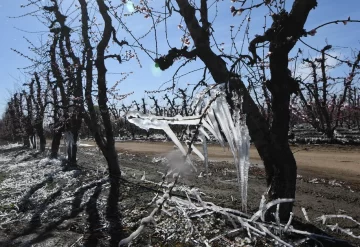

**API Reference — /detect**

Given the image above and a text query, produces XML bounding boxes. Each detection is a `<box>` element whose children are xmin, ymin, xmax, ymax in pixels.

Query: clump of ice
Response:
<box><xmin>127</xmin><ymin>90</ymin><xmax>251</xmax><ymax>211</ymax></box>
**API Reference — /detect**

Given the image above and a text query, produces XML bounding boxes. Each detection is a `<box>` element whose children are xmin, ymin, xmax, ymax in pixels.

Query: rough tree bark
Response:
<box><xmin>159</xmin><ymin>0</ymin><xmax>317</xmax><ymax>221</ymax></box>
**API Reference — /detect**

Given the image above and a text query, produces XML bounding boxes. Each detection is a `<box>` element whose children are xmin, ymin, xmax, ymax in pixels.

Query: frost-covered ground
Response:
<box><xmin>0</xmin><ymin>144</ymin><xmax>110</xmax><ymax>246</ymax></box>
<box><xmin>1</xmin><ymin>144</ymin><xmax>360</xmax><ymax>246</ymax></box>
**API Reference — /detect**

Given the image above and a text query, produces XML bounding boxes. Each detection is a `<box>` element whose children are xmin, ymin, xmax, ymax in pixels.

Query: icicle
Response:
<box><xmin>212</xmin><ymin>98</ymin><xmax>236</xmax><ymax>157</ymax></box>
<box><xmin>63</xmin><ymin>134</ymin><xmax>67</xmax><ymax>156</ymax></box>
<box><xmin>206</xmin><ymin>109</ymin><xmax>225</xmax><ymax>147</ymax></box>
<box><xmin>163</xmin><ymin>124</ymin><xmax>187</xmax><ymax>157</ymax></box>
<box><xmin>127</xmin><ymin>113</ymin><xmax>197</xmax><ymax>171</ymax></box>
<box><xmin>241</xmin><ymin>114</ymin><xmax>250</xmax><ymax>212</ymax></box>
<box><xmin>199</xmin><ymin>126</ymin><xmax>210</xmax><ymax>140</ymax></box>
<box><xmin>199</xmin><ymin>132</ymin><xmax>209</xmax><ymax>176</ymax></box>
<box><xmin>64</xmin><ymin>131</ymin><xmax>74</xmax><ymax>159</ymax></box>
<box><xmin>184</xmin><ymin>140</ymin><xmax>204</xmax><ymax>161</ymax></box>
<box><xmin>127</xmin><ymin>92</ymin><xmax>252</xmax><ymax>211</ymax></box>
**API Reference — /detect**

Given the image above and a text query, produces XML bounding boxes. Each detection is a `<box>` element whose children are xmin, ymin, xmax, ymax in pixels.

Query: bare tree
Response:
<box><xmin>32</xmin><ymin>72</ymin><xmax>49</xmax><ymax>152</ymax></box>
<box><xmin>23</xmin><ymin>72</ymin><xmax>49</xmax><ymax>152</ymax></box>
<box><xmin>143</xmin><ymin>0</ymin><xmax>319</xmax><ymax>221</ymax></box>
<box><xmin>78</xmin><ymin>0</ymin><xmax>129</xmax><ymax>243</ymax></box>
<box><xmin>295</xmin><ymin>46</ymin><xmax>360</xmax><ymax>138</ymax></box>
<box><xmin>41</xmin><ymin>0</ymin><xmax>84</xmax><ymax>163</ymax></box>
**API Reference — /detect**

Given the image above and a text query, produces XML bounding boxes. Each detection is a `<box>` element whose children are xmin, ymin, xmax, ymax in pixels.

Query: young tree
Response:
<box><xmin>42</xmin><ymin>0</ymin><xmax>84</xmax><ymax>163</ymax></box>
<box><xmin>22</xmin><ymin>89</ymin><xmax>37</xmax><ymax>149</ymax></box>
<box><xmin>23</xmin><ymin>72</ymin><xmax>49</xmax><ymax>152</ymax></box>
<box><xmin>12</xmin><ymin>92</ymin><xmax>34</xmax><ymax>147</ymax></box>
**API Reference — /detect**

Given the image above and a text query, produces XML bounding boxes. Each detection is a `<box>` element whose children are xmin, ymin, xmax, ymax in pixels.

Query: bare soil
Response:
<box><xmin>1</xmin><ymin>142</ymin><xmax>360</xmax><ymax>246</ymax></box>
<box><xmin>83</xmin><ymin>141</ymin><xmax>360</xmax><ymax>188</ymax></box>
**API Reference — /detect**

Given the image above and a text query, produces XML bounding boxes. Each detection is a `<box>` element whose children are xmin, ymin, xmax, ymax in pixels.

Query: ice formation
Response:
<box><xmin>199</xmin><ymin>131</ymin><xmax>209</xmax><ymax>176</ymax></box>
<box><xmin>63</xmin><ymin>131</ymin><xmax>74</xmax><ymax>158</ymax></box>
<box><xmin>127</xmin><ymin>89</ymin><xmax>251</xmax><ymax>211</ymax></box>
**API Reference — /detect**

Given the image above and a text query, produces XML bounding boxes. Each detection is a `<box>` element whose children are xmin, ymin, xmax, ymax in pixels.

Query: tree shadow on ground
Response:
<box><xmin>18</xmin><ymin>176</ymin><xmax>54</xmax><ymax>212</ymax></box>
<box><xmin>9</xmin><ymin>179</ymin><xmax>108</xmax><ymax>246</ymax></box>
<box><xmin>0</xmin><ymin>146</ymin><xmax>27</xmax><ymax>156</ymax></box>
<box><xmin>83</xmin><ymin>185</ymin><xmax>103</xmax><ymax>247</ymax></box>
<box><xmin>29</xmin><ymin>187</ymin><xmax>63</xmax><ymax>229</ymax></box>
<box><xmin>70</xmin><ymin>178</ymin><xmax>108</xmax><ymax>217</ymax></box>
<box><xmin>291</xmin><ymin>219</ymin><xmax>354</xmax><ymax>247</ymax></box>
<box><xmin>10</xmin><ymin>187</ymin><xmax>63</xmax><ymax>241</ymax></box>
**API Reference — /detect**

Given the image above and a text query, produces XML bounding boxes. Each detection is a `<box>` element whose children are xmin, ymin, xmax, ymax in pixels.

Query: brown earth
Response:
<box><xmin>81</xmin><ymin>140</ymin><xmax>360</xmax><ymax>187</ymax></box>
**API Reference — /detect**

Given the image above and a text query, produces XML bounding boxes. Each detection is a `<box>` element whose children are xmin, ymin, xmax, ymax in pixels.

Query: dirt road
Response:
<box><xmin>80</xmin><ymin>140</ymin><xmax>360</xmax><ymax>185</ymax></box>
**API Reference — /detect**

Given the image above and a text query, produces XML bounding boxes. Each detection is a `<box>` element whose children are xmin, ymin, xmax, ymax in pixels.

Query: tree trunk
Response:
<box><xmin>29</xmin><ymin>136</ymin><xmax>34</xmax><ymax>148</ymax></box>
<box><xmin>325</xmin><ymin>128</ymin><xmax>335</xmax><ymax>139</ymax></box>
<box><xmin>23</xmin><ymin>136</ymin><xmax>30</xmax><ymax>147</ymax></box>
<box><xmin>103</xmin><ymin>146</ymin><xmax>121</xmax><ymax>177</ymax></box>
<box><xmin>92</xmin><ymin>131</ymin><xmax>122</xmax><ymax>247</ymax></box>
<box><xmin>51</xmin><ymin>131</ymin><xmax>62</xmax><ymax>159</ymax></box>
<box><xmin>39</xmin><ymin>134</ymin><xmax>46</xmax><ymax>152</ymax></box>
<box><xmin>264</xmin><ymin>144</ymin><xmax>297</xmax><ymax>221</ymax></box>
<box><xmin>36</xmin><ymin>124</ymin><xmax>46</xmax><ymax>152</ymax></box>
<box><xmin>265</xmin><ymin>61</ymin><xmax>296</xmax><ymax>219</ymax></box>
<box><xmin>68</xmin><ymin>130</ymin><xmax>79</xmax><ymax>165</ymax></box>
<box><xmin>106</xmin><ymin>174</ymin><xmax>122</xmax><ymax>246</ymax></box>
<box><xmin>30</xmin><ymin>135</ymin><xmax>36</xmax><ymax>149</ymax></box>
<box><xmin>104</xmin><ymin>146</ymin><xmax>121</xmax><ymax>246</ymax></box>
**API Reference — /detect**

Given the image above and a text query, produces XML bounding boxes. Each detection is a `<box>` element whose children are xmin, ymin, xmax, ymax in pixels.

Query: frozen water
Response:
<box><xmin>127</xmin><ymin>89</ymin><xmax>251</xmax><ymax>211</ymax></box>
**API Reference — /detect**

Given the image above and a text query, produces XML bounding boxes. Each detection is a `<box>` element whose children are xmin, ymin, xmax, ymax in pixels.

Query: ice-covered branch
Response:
<box><xmin>127</xmin><ymin>90</ymin><xmax>251</xmax><ymax>211</ymax></box>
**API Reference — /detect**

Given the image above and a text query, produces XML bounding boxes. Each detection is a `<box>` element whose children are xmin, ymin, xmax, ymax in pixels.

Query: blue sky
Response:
<box><xmin>0</xmin><ymin>0</ymin><xmax>359</xmax><ymax>115</ymax></box>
